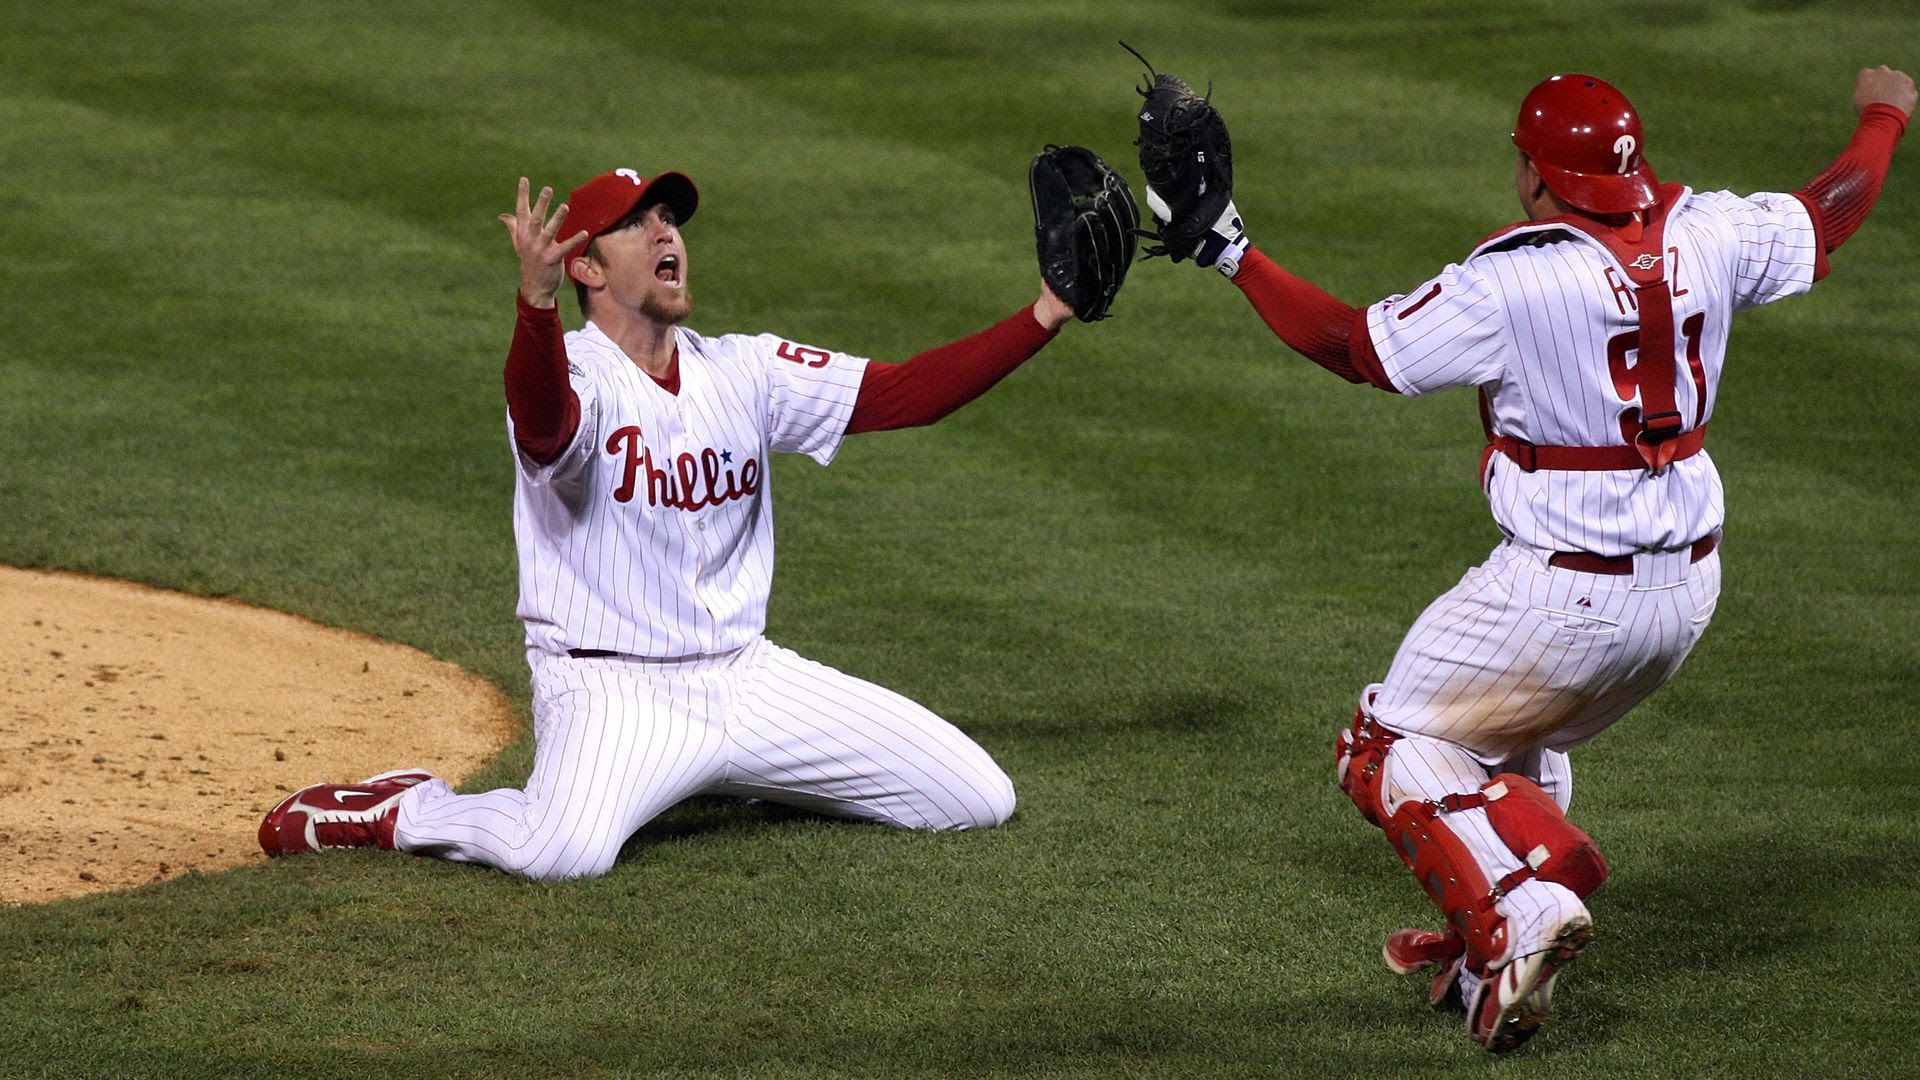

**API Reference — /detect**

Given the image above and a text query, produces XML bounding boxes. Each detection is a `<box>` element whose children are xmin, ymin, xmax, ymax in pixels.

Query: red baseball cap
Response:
<box><xmin>1512</xmin><ymin>74</ymin><xmax>1657</xmax><ymax>215</ymax></box>
<box><xmin>563</xmin><ymin>168</ymin><xmax>699</xmax><ymax>281</ymax></box>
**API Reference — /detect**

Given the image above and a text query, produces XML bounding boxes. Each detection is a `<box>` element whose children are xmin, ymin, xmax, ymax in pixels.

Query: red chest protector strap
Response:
<box><xmin>1482</xmin><ymin>421</ymin><xmax>1706</xmax><ymax>474</ymax></box>
<box><xmin>1479</xmin><ymin>191</ymin><xmax>1703</xmax><ymax>477</ymax></box>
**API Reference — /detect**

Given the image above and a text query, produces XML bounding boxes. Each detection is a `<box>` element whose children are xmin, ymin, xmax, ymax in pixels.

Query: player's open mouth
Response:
<box><xmin>655</xmin><ymin>254</ymin><xmax>682</xmax><ymax>286</ymax></box>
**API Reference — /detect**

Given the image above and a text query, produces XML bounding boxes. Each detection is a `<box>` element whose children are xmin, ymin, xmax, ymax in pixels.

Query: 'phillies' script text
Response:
<box><xmin>605</xmin><ymin>426</ymin><xmax>761</xmax><ymax>509</ymax></box>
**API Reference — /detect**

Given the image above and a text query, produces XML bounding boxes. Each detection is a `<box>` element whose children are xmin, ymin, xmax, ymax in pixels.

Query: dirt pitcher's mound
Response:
<box><xmin>0</xmin><ymin>566</ymin><xmax>517</xmax><ymax>905</ymax></box>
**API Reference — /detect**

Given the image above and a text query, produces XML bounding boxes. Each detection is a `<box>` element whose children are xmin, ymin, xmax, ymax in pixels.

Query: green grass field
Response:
<box><xmin>3</xmin><ymin>1</ymin><xmax>1917</xmax><ymax>1075</ymax></box>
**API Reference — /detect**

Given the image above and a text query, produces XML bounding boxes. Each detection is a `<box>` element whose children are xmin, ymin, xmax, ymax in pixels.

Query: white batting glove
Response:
<box><xmin>1143</xmin><ymin>184</ymin><xmax>1177</xmax><ymax>227</ymax></box>
<box><xmin>1144</xmin><ymin>188</ymin><xmax>1249</xmax><ymax>278</ymax></box>
<box><xmin>1194</xmin><ymin>202</ymin><xmax>1249</xmax><ymax>279</ymax></box>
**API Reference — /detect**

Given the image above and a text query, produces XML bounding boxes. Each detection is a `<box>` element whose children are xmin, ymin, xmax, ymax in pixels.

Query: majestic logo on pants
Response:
<box><xmin>605</xmin><ymin>426</ymin><xmax>761</xmax><ymax>509</ymax></box>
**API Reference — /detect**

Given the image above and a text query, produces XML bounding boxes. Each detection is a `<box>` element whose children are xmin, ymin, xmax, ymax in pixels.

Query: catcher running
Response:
<box><xmin>258</xmin><ymin>150</ymin><xmax>1134</xmax><ymax>880</ymax></box>
<box><xmin>1132</xmin><ymin>60</ymin><xmax>1913</xmax><ymax>1051</ymax></box>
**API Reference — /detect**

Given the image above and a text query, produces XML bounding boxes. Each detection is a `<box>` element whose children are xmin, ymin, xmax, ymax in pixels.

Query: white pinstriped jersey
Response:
<box><xmin>509</xmin><ymin>322</ymin><xmax>868</xmax><ymax>658</ymax></box>
<box><xmin>1364</xmin><ymin>187</ymin><xmax>1817</xmax><ymax>555</ymax></box>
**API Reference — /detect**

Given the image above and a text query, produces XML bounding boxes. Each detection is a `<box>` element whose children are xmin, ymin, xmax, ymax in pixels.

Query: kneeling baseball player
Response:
<box><xmin>259</xmin><ymin>152</ymin><xmax>1138</xmax><ymax>881</ymax></box>
<box><xmin>1130</xmin><ymin>59</ymin><xmax>1911</xmax><ymax>1051</ymax></box>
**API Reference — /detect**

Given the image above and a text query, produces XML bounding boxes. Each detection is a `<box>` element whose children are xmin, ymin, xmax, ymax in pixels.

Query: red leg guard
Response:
<box><xmin>1339</xmin><ymin>708</ymin><xmax>1509</xmax><ymax>971</ymax></box>
<box><xmin>1340</xmin><ymin>715</ymin><xmax>1606</xmax><ymax>976</ymax></box>
<box><xmin>1382</xmin><ymin>800</ymin><xmax>1510</xmax><ymax>974</ymax></box>
<box><xmin>1478</xmin><ymin>774</ymin><xmax>1609</xmax><ymax>899</ymax></box>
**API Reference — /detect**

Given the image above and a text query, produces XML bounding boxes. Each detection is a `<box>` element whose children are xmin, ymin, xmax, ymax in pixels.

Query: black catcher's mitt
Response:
<box><xmin>1029</xmin><ymin>144</ymin><xmax>1139</xmax><ymax>322</ymax></box>
<box><xmin>1127</xmin><ymin>43</ymin><xmax>1234</xmax><ymax>264</ymax></box>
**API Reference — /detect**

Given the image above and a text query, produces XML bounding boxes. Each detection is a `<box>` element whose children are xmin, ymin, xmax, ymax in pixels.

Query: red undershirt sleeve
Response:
<box><xmin>1794</xmin><ymin>103</ymin><xmax>1909</xmax><ymax>281</ymax></box>
<box><xmin>846</xmin><ymin>306</ymin><xmax>1060</xmax><ymax>434</ymax></box>
<box><xmin>1230</xmin><ymin>246</ymin><xmax>1398</xmax><ymax>392</ymax></box>
<box><xmin>505</xmin><ymin>296</ymin><xmax>581</xmax><ymax>466</ymax></box>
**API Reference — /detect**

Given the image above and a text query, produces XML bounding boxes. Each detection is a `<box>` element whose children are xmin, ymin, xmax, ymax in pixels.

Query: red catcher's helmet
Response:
<box><xmin>1512</xmin><ymin>74</ymin><xmax>1657</xmax><ymax>214</ymax></box>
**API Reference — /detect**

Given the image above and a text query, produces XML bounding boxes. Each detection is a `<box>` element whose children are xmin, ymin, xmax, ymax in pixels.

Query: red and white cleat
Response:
<box><xmin>1467</xmin><ymin>911</ymin><xmax>1594</xmax><ymax>1053</ymax></box>
<box><xmin>258</xmin><ymin>768</ymin><xmax>432</xmax><ymax>857</ymax></box>
<box><xmin>1384</xmin><ymin>927</ymin><xmax>1469</xmax><ymax>1010</ymax></box>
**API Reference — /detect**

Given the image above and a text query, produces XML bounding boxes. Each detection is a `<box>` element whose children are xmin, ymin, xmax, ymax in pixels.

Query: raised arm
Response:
<box><xmin>1128</xmin><ymin>61</ymin><xmax>1397</xmax><ymax>392</ymax></box>
<box><xmin>847</xmin><ymin>139</ymin><xmax>1132</xmax><ymax>435</ymax></box>
<box><xmin>1795</xmin><ymin>66</ymin><xmax>1915</xmax><ymax>277</ymax></box>
<box><xmin>845</xmin><ymin>284</ymin><xmax>1068</xmax><ymax>434</ymax></box>
<box><xmin>498</xmin><ymin>178</ymin><xmax>590</xmax><ymax>464</ymax></box>
<box><xmin>1229</xmin><ymin>247</ymin><xmax>1397</xmax><ymax>392</ymax></box>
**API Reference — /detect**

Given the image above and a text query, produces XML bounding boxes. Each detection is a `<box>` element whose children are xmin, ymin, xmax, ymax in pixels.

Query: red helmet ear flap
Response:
<box><xmin>1513</xmin><ymin>74</ymin><xmax>1657</xmax><ymax>214</ymax></box>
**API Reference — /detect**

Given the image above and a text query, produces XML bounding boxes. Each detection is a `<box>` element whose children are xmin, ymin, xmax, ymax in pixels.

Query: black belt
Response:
<box><xmin>1547</xmin><ymin>532</ymin><xmax>1719</xmax><ymax>576</ymax></box>
<box><xmin>567</xmin><ymin>648</ymin><xmax>619</xmax><ymax>659</ymax></box>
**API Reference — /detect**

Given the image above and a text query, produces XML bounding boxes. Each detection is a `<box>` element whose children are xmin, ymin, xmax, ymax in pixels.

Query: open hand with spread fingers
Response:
<box><xmin>499</xmin><ymin>177</ymin><xmax>590</xmax><ymax>308</ymax></box>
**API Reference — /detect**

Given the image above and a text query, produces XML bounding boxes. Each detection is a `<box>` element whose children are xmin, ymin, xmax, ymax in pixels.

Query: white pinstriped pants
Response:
<box><xmin>1371</xmin><ymin>537</ymin><xmax>1721</xmax><ymax>766</ymax></box>
<box><xmin>1363</xmin><ymin>537</ymin><xmax>1720</xmax><ymax>956</ymax></box>
<box><xmin>392</xmin><ymin>637</ymin><xmax>1015</xmax><ymax>881</ymax></box>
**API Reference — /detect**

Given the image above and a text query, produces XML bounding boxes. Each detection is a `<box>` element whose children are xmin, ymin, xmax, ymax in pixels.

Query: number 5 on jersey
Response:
<box><xmin>777</xmin><ymin>341</ymin><xmax>831</xmax><ymax>368</ymax></box>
